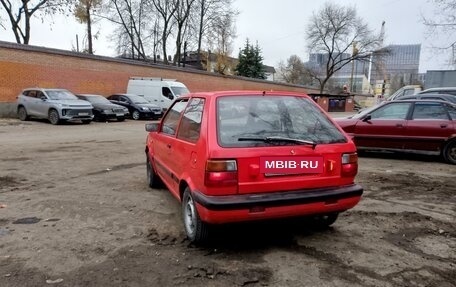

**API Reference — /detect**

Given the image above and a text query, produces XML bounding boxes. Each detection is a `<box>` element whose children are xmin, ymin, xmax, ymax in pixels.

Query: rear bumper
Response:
<box><xmin>193</xmin><ymin>184</ymin><xmax>363</xmax><ymax>224</ymax></box>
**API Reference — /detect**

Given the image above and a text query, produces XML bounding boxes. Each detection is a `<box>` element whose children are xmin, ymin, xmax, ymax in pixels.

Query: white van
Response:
<box><xmin>127</xmin><ymin>77</ymin><xmax>190</xmax><ymax>110</ymax></box>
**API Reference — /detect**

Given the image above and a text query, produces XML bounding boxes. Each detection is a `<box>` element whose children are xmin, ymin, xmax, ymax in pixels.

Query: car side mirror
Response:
<box><xmin>145</xmin><ymin>122</ymin><xmax>159</xmax><ymax>132</ymax></box>
<box><xmin>40</xmin><ymin>96</ymin><xmax>47</xmax><ymax>101</ymax></box>
<box><xmin>362</xmin><ymin>114</ymin><xmax>372</xmax><ymax>122</ymax></box>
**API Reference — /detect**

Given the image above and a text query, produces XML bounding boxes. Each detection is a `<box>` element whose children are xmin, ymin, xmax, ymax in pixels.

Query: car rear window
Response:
<box><xmin>217</xmin><ymin>95</ymin><xmax>347</xmax><ymax>147</ymax></box>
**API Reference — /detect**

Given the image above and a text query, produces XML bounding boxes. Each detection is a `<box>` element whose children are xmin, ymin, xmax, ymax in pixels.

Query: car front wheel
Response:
<box><xmin>146</xmin><ymin>156</ymin><xmax>161</xmax><ymax>188</ymax></box>
<box><xmin>443</xmin><ymin>140</ymin><xmax>456</xmax><ymax>164</ymax></box>
<box><xmin>48</xmin><ymin>109</ymin><xmax>60</xmax><ymax>125</ymax></box>
<box><xmin>182</xmin><ymin>188</ymin><xmax>209</xmax><ymax>244</ymax></box>
<box><xmin>132</xmin><ymin>110</ymin><xmax>141</xmax><ymax>120</ymax></box>
<box><xmin>17</xmin><ymin>106</ymin><xmax>28</xmax><ymax>121</ymax></box>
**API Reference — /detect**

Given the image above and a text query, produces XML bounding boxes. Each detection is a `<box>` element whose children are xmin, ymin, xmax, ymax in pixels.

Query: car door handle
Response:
<box><xmin>167</xmin><ymin>144</ymin><xmax>171</xmax><ymax>148</ymax></box>
<box><xmin>440</xmin><ymin>124</ymin><xmax>448</xmax><ymax>128</ymax></box>
<box><xmin>396</xmin><ymin>123</ymin><xmax>404</xmax><ymax>127</ymax></box>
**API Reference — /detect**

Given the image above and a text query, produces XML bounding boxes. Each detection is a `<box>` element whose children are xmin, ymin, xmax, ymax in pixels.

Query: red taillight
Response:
<box><xmin>205</xmin><ymin>160</ymin><xmax>238</xmax><ymax>187</ymax></box>
<box><xmin>341</xmin><ymin>153</ymin><xmax>358</xmax><ymax>177</ymax></box>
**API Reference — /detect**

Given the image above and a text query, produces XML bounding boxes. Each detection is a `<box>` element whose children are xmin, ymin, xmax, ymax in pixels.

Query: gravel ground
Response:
<box><xmin>0</xmin><ymin>118</ymin><xmax>455</xmax><ymax>287</ymax></box>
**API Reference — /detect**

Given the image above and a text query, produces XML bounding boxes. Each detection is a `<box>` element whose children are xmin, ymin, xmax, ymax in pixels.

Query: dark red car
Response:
<box><xmin>145</xmin><ymin>91</ymin><xmax>363</xmax><ymax>243</ymax></box>
<box><xmin>335</xmin><ymin>100</ymin><xmax>456</xmax><ymax>164</ymax></box>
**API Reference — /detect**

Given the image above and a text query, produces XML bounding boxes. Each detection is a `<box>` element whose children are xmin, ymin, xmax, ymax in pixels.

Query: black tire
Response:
<box><xmin>81</xmin><ymin>120</ymin><xmax>91</xmax><ymax>125</ymax></box>
<box><xmin>443</xmin><ymin>140</ymin><xmax>456</xmax><ymax>164</ymax></box>
<box><xmin>117</xmin><ymin>117</ymin><xmax>125</xmax><ymax>122</ymax></box>
<box><xmin>146</xmin><ymin>156</ymin><xmax>162</xmax><ymax>188</ymax></box>
<box><xmin>48</xmin><ymin>109</ymin><xmax>60</xmax><ymax>125</ymax></box>
<box><xmin>312</xmin><ymin>213</ymin><xmax>339</xmax><ymax>228</ymax></box>
<box><xmin>17</xmin><ymin>106</ymin><xmax>28</xmax><ymax>121</ymax></box>
<box><xmin>182</xmin><ymin>188</ymin><xmax>210</xmax><ymax>244</ymax></box>
<box><xmin>132</xmin><ymin>110</ymin><xmax>141</xmax><ymax>120</ymax></box>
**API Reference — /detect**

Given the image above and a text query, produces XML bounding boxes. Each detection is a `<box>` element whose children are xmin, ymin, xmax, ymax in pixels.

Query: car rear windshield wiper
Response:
<box><xmin>238</xmin><ymin>136</ymin><xmax>317</xmax><ymax>149</ymax></box>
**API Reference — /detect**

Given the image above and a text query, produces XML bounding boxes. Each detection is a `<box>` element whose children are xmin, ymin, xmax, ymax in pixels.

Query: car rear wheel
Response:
<box><xmin>48</xmin><ymin>109</ymin><xmax>60</xmax><ymax>125</ymax></box>
<box><xmin>182</xmin><ymin>188</ymin><xmax>209</xmax><ymax>244</ymax></box>
<box><xmin>443</xmin><ymin>140</ymin><xmax>456</xmax><ymax>164</ymax></box>
<box><xmin>132</xmin><ymin>110</ymin><xmax>140</xmax><ymax>120</ymax></box>
<box><xmin>146</xmin><ymin>156</ymin><xmax>162</xmax><ymax>188</ymax></box>
<box><xmin>17</xmin><ymin>106</ymin><xmax>28</xmax><ymax>121</ymax></box>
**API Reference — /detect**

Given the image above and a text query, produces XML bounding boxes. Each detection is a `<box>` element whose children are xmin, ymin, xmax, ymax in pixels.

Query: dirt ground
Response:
<box><xmin>0</xmin><ymin>118</ymin><xmax>455</xmax><ymax>287</ymax></box>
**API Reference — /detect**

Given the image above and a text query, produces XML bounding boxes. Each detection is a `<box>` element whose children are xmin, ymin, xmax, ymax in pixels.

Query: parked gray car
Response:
<box><xmin>17</xmin><ymin>88</ymin><xmax>94</xmax><ymax>125</ymax></box>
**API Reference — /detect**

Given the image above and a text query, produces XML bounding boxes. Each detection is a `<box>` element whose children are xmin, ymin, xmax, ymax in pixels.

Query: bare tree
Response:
<box><xmin>74</xmin><ymin>0</ymin><xmax>102</xmax><ymax>54</ymax></box>
<box><xmin>193</xmin><ymin>0</ymin><xmax>237</xmax><ymax>62</ymax></box>
<box><xmin>0</xmin><ymin>0</ymin><xmax>68</xmax><ymax>44</ymax></box>
<box><xmin>206</xmin><ymin>11</ymin><xmax>236</xmax><ymax>74</ymax></box>
<box><xmin>152</xmin><ymin>0</ymin><xmax>178</xmax><ymax>64</ymax></box>
<box><xmin>104</xmin><ymin>0</ymin><xmax>150</xmax><ymax>59</ymax></box>
<box><xmin>306</xmin><ymin>2</ymin><xmax>383</xmax><ymax>93</ymax></box>
<box><xmin>0</xmin><ymin>14</ymin><xmax>6</xmax><ymax>29</ymax></box>
<box><xmin>423</xmin><ymin>0</ymin><xmax>456</xmax><ymax>67</ymax></box>
<box><xmin>173</xmin><ymin>0</ymin><xmax>196</xmax><ymax>66</ymax></box>
<box><xmin>278</xmin><ymin>55</ymin><xmax>307</xmax><ymax>84</ymax></box>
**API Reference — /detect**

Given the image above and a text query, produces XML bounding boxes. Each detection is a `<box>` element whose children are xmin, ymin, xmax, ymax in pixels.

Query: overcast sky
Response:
<box><xmin>0</xmin><ymin>0</ymin><xmax>451</xmax><ymax>72</ymax></box>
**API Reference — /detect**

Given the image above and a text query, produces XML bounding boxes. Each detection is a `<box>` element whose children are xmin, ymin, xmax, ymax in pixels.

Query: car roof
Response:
<box><xmin>23</xmin><ymin>88</ymin><xmax>69</xmax><ymax>92</ymax></box>
<box><xmin>400</xmin><ymin>93</ymin><xmax>456</xmax><ymax>103</ymax></box>
<box><xmin>181</xmin><ymin>90</ymin><xmax>311</xmax><ymax>98</ymax></box>
<box><xmin>390</xmin><ymin>98</ymin><xmax>456</xmax><ymax>106</ymax></box>
<box><xmin>418</xmin><ymin>87</ymin><xmax>456</xmax><ymax>93</ymax></box>
<box><xmin>111</xmin><ymin>93</ymin><xmax>138</xmax><ymax>97</ymax></box>
<box><xmin>77</xmin><ymin>94</ymin><xmax>105</xmax><ymax>97</ymax></box>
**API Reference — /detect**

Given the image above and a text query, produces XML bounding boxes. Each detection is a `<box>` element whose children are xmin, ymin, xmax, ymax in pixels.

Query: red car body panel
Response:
<box><xmin>146</xmin><ymin>90</ymin><xmax>363</xmax><ymax>224</ymax></box>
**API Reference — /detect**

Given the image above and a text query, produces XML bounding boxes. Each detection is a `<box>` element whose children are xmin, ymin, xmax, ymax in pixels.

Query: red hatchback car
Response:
<box><xmin>335</xmin><ymin>100</ymin><xmax>456</xmax><ymax>164</ymax></box>
<box><xmin>145</xmin><ymin>91</ymin><xmax>363</xmax><ymax>243</ymax></box>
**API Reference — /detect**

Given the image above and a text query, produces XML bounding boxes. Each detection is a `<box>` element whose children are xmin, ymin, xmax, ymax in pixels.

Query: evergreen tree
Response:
<box><xmin>235</xmin><ymin>39</ymin><xmax>266</xmax><ymax>79</ymax></box>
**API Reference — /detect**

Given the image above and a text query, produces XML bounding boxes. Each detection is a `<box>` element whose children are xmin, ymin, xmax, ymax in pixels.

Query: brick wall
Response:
<box><xmin>0</xmin><ymin>41</ymin><xmax>319</xmax><ymax>104</ymax></box>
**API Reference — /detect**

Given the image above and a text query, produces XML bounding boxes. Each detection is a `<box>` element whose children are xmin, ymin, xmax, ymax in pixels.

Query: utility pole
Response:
<box><xmin>349</xmin><ymin>42</ymin><xmax>357</xmax><ymax>93</ymax></box>
<box><xmin>76</xmin><ymin>34</ymin><xmax>79</xmax><ymax>52</ymax></box>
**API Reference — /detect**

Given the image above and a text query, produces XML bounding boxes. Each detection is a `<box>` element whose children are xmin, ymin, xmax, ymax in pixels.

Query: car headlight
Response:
<box><xmin>103</xmin><ymin>109</ymin><xmax>111</xmax><ymax>113</ymax></box>
<box><xmin>141</xmin><ymin>107</ymin><xmax>150</xmax><ymax>111</ymax></box>
<box><xmin>123</xmin><ymin>108</ymin><xmax>129</xmax><ymax>112</ymax></box>
<box><xmin>58</xmin><ymin>104</ymin><xmax>70</xmax><ymax>107</ymax></box>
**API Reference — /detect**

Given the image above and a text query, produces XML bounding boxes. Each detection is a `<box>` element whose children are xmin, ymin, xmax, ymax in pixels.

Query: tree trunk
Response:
<box><xmin>87</xmin><ymin>6</ymin><xmax>93</xmax><ymax>54</ymax></box>
<box><xmin>197</xmin><ymin>0</ymin><xmax>205</xmax><ymax>54</ymax></box>
<box><xmin>175</xmin><ymin>25</ymin><xmax>183</xmax><ymax>66</ymax></box>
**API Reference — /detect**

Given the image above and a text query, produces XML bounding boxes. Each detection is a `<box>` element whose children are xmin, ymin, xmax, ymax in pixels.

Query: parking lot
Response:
<box><xmin>0</xmin><ymin>118</ymin><xmax>455</xmax><ymax>287</ymax></box>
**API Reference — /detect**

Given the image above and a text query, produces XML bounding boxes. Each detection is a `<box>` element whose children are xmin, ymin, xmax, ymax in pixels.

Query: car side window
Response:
<box><xmin>162</xmin><ymin>87</ymin><xmax>174</xmax><ymax>100</ymax></box>
<box><xmin>161</xmin><ymin>99</ymin><xmax>189</xmax><ymax>136</ymax></box>
<box><xmin>120</xmin><ymin>96</ymin><xmax>129</xmax><ymax>103</ymax></box>
<box><xmin>447</xmin><ymin>105</ymin><xmax>456</xmax><ymax>120</ymax></box>
<box><xmin>27</xmin><ymin>90</ymin><xmax>37</xmax><ymax>98</ymax></box>
<box><xmin>412</xmin><ymin>103</ymin><xmax>449</xmax><ymax>120</ymax></box>
<box><xmin>36</xmin><ymin>91</ymin><xmax>46</xmax><ymax>100</ymax></box>
<box><xmin>177</xmin><ymin>98</ymin><xmax>204</xmax><ymax>143</ymax></box>
<box><xmin>370</xmin><ymin>103</ymin><xmax>411</xmax><ymax>119</ymax></box>
<box><xmin>404</xmin><ymin>89</ymin><xmax>415</xmax><ymax>96</ymax></box>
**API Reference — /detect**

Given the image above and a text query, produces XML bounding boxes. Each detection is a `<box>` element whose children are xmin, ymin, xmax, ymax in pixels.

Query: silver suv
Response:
<box><xmin>17</xmin><ymin>88</ymin><xmax>94</xmax><ymax>125</ymax></box>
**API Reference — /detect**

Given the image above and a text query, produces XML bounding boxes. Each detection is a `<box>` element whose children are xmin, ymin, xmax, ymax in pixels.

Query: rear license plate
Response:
<box><xmin>116</xmin><ymin>113</ymin><xmax>123</xmax><ymax>116</ymax></box>
<box><xmin>260</xmin><ymin>156</ymin><xmax>324</xmax><ymax>174</ymax></box>
<box><xmin>154</xmin><ymin>111</ymin><xmax>162</xmax><ymax>115</ymax></box>
<box><xmin>78</xmin><ymin>112</ymin><xmax>89</xmax><ymax>116</ymax></box>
